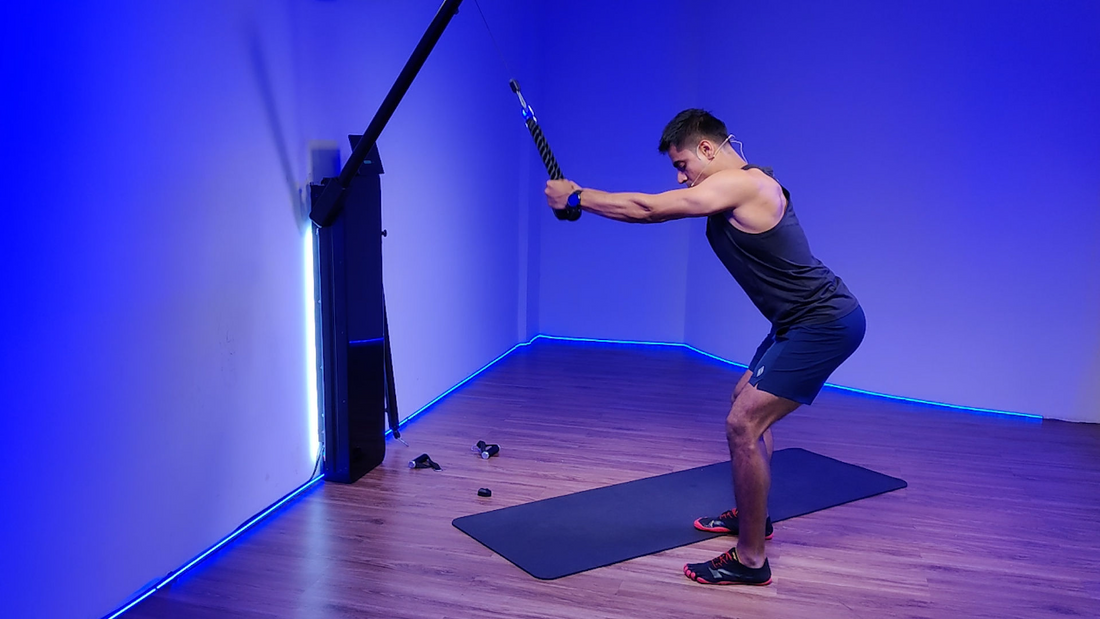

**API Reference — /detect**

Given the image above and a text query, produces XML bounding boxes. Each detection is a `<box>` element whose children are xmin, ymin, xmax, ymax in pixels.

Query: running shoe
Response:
<box><xmin>693</xmin><ymin>508</ymin><xmax>773</xmax><ymax>539</ymax></box>
<box><xmin>684</xmin><ymin>547</ymin><xmax>772</xmax><ymax>586</ymax></box>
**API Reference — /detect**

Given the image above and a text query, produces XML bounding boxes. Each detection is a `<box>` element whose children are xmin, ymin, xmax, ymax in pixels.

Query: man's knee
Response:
<box><xmin>725</xmin><ymin>407</ymin><xmax>759</xmax><ymax>445</ymax></box>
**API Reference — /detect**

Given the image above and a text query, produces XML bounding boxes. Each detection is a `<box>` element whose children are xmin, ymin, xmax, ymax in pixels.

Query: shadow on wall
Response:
<box><xmin>247</xmin><ymin>27</ymin><xmax>308</xmax><ymax>228</ymax></box>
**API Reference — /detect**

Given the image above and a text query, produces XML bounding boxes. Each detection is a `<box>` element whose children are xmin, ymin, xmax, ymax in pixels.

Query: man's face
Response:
<box><xmin>667</xmin><ymin>142</ymin><xmax>708</xmax><ymax>187</ymax></box>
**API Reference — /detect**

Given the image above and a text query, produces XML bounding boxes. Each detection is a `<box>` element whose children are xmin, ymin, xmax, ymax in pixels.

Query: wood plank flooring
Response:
<box><xmin>124</xmin><ymin>340</ymin><xmax>1100</xmax><ymax>619</ymax></box>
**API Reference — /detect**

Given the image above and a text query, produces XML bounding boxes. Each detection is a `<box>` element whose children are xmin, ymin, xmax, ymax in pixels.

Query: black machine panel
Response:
<box><xmin>308</xmin><ymin>0</ymin><xmax>462</xmax><ymax>484</ymax></box>
<box><xmin>313</xmin><ymin>141</ymin><xmax>386</xmax><ymax>483</ymax></box>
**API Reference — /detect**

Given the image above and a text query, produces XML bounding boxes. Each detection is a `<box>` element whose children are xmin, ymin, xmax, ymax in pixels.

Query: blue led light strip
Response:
<box><xmin>533</xmin><ymin>334</ymin><xmax>686</xmax><ymax>348</ymax></box>
<box><xmin>542</xmin><ymin>335</ymin><xmax>1041</xmax><ymax>420</ymax></box>
<box><xmin>815</xmin><ymin>383</ymin><xmax>1041</xmax><ymax>419</ymax></box>
<box><xmin>388</xmin><ymin>333</ymin><xmax>1040</xmax><ymax>430</ymax></box>
<box><xmin>678</xmin><ymin>344</ymin><xmax>1040</xmax><ymax>419</ymax></box>
<box><xmin>104</xmin><ymin>474</ymin><xmax>324</xmax><ymax>619</ymax></box>
<box><xmin>108</xmin><ymin>331</ymin><xmax>1037</xmax><ymax>616</ymax></box>
<box><xmin>385</xmin><ymin>339</ymin><xmax>537</xmax><ymax>435</ymax></box>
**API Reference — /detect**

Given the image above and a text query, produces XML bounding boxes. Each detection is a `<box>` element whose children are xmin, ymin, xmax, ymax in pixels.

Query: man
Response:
<box><xmin>545</xmin><ymin>109</ymin><xmax>865</xmax><ymax>586</ymax></box>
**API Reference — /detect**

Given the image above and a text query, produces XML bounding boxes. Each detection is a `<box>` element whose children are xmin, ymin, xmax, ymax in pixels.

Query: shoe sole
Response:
<box><xmin>683</xmin><ymin>565</ymin><xmax>772</xmax><ymax>586</ymax></box>
<box><xmin>692</xmin><ymin>519</ymin><xmax>774</xmax><ymax>540</ymax></box>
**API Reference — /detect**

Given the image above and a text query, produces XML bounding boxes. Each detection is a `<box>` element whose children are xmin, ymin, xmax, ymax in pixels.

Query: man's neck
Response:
<box><xmin>711</xmin><ymin>153</ymin><xmax>748</xmax><ymax>175</ymax></box>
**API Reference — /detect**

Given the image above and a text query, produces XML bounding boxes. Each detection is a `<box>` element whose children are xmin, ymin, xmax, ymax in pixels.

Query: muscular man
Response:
<box><xmin>545</xmin><ymin>109</ymin><xmax>865</xmax><ymax>586</ymax></box>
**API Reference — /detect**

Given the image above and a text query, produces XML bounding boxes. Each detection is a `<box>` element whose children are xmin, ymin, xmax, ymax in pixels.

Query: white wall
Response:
<box><xmin>2</xmin><ymin>1</ymin><xmax>1095</xmax><ymax>616</ymax></box>
<box><xmin>533</xmin><ymin>0</ymin><xmax>699</xmax><ymax>343</ymax></box>
<box><xmin>682</xmin><ymin>0</ymin><xmax>1100</xmax><ymax>422</ymax></box>
<box><xmin>1</xmin><ymin>1</ymin><xmax>317</xmax><ymax>617</ymax></box>
<box><xmin>289</xmin><ymin>0</ymin><xmax>538</xmax><ymax>418</ymax></box>
<box><xmin>0</xmin><ymin>1</ymin><xmax>546</xmax><ymax>615</ymax></box>
<box><xmin>526</xmin><ymin>1</ymin><xmax>1098</xmax><ymax>422</ymax></box>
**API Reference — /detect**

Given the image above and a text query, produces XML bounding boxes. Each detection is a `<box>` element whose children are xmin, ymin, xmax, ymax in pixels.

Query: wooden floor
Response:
<box><xmin>126</xmin><ymin>340</ymin><xmax>1100</xmax><ymax>619</ymax></box>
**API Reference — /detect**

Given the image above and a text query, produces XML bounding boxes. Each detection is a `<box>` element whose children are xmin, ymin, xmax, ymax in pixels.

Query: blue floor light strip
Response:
<box><xmin>819</xmin><ymin>383</ymin><xmax>1041</xmax><ymax>420</ymax></box>
<box><xmin>385</xmin><ymin>334</ymin><xmax>691</xmax><ymax>436</ymax></box>
<box><xmin>533</xmin><ymin>335</ymin><xmax>1042</xmax><ymax>421</ymax></box>
<box><xmin>680</xmin><ymin>343</ymin><xmax>749</xmax><ymax>369</ymax></box>
<box><xmin>385</xmin><ymin>339</ymin><xmax>538</xmax><ymax>436</ymax></box>
<box><xmin>109</xmin><ymin>331</ymin><xmax>1037</xmax><ymax>616</ymax></box>
<box><xmin>532</xmin><ymin>334</ymin><xmax>687</xmax><ymax>348</ymax></box>
<box><xmin>386</xmin><ymin>332</ymin><xmax>1039</xmax><ymax>436</ymax></box>
<box><xmin>104</xmin><ymin>474</ymin><xmax>324</xmax><ymax>619</ymax></box>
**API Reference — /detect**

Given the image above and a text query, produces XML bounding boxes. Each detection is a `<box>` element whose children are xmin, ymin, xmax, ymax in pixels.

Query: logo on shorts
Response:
<box><xmin>756</xmin><ymin>366</ymin><xmax>765</xmax><ymax>377</ymax></box>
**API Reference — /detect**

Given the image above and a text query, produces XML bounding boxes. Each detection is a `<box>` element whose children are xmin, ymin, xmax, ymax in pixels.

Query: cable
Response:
<box><xmin>470</xmin><ymin>0</ymin><xmax>580</xmax><ymax>220</ymax></box>
<box><xmin>472</xmin><ymin>0</ymin><xmax>513</xmax><ymax>79</ymax></box>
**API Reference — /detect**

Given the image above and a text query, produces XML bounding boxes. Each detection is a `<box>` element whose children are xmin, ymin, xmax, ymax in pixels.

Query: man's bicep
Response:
<box><xmin>671</xmin><ymin>179</ymin><xmax>747</xmax><ymax>218</ymax></box>
<box><xmin>644</xmin><ymin>189</ymin><xmax>720</xmax><ymax>222</ymax></box>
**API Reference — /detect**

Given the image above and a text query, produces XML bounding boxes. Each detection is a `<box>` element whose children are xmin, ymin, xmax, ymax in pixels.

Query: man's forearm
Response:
<box><xmin>577</xmin><ymin>188</ymin><xmax>660</xmax><ymax>223</ymax></box>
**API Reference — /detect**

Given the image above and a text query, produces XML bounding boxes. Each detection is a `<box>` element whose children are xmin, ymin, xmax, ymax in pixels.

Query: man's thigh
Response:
<box><xmin>730</xmin><ymin>382</ymin><xmax>801</xmax><ymax>438</ymax></box>
<box><xmin>732</xmin><ymin>369</ymin><xmax>753</xmax><ymax>401</ymax></box>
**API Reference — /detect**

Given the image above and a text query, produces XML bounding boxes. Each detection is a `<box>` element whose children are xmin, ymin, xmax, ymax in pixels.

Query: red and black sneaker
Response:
<box><xmin>683</xmin><ymin>548</ymin><xmax>772</xmax><ymax>586</ymax></box>
<box><xmin>693</xmin><ymin>508</ymin><xmax>774</xmax><ymax>539</ymax></box>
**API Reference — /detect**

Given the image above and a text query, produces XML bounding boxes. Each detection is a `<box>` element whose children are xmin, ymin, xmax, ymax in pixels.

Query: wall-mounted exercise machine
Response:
<box><xmin>308</xmin><ymin>0</ymin><xmax>576</xmax><ymax>483</ymax></box>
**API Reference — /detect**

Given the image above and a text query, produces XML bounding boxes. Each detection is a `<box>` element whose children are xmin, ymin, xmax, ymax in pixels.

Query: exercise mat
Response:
<box><xmin>452</xmin><ymin>448</ymin><xmax>906</xmax><ymax>579</ymax></box>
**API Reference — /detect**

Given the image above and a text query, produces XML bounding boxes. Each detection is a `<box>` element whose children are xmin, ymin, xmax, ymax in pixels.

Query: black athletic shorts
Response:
<box><xmin>748</xmin><ymin>305</ymin><xmax>866</xmax><ymax>405</ymax></box>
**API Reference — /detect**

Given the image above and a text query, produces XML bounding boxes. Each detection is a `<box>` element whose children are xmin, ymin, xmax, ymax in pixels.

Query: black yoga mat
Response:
<box><xmin>452</xmin><ymin>448</ymin><xmax>906</xmax><ymax>580</ymax></box>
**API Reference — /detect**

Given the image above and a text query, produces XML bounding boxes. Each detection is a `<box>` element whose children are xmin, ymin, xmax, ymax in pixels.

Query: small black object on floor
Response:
<box><xmin>409</xmin><ymin>453</ymin><xmax>441</xmax><ymax>470</ymax></box>
<box><xmin>452</xmin><ymin>448</ymin><xmax>907</xmax><ymax>580</ymax></box>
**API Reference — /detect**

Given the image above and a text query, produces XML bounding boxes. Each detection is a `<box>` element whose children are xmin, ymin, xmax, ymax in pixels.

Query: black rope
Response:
<box><xmin>527</xmin><ymin>118</ymin><xmax>562</xmax><ymax>180</ymax></box>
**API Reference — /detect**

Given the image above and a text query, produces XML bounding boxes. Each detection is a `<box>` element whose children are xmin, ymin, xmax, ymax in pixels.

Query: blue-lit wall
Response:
<box><xmin>534</xmin><ymin>1</ymin><xmax>1099</xmax><ymax>422</ymax></box>
<box><xmin>681</xmin><ymin>0</ymin><xmax>1100</xmax><ymax>421</ymax></box>
<box><xmin>2</xmin><ymin>0</ymin><xmax>1097</xmax><ymax>617</ymax></box>
<box><xmin>0</xmin><ymin>2</ymin><xmax>322</xmax><ymax>616</ymax></box>
<box><xmin>532</xmin><ymin>0</ymin><xmax>698</xmax><ymax>343</ymax></box>
<box><xmin>289</xmin><ymin>0</ymin><xmax>540</xmax><ymax>419</ymax></box>
<box><xmin>2</xmin><ymin>0</ymin><xmax>542</xmax><ymax>616</ymax></box>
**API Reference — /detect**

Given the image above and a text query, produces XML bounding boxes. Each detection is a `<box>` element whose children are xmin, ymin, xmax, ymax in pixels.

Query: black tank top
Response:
<box><xmin>705</xmin><ymin>165</ymin><xmax>859</xmax><ymax>329</ymax></box>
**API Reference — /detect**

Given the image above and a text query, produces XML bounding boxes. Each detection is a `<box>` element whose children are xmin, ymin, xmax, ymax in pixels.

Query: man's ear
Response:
<box><xmin>698</xmin><ymin>140</ymin><xmax>715</xmax><ymax>160</ymax></box>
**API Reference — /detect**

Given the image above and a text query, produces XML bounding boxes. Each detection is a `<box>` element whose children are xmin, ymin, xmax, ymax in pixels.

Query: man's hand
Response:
<box><xmin>545</xmin><ymin>179</ymin><xmax>580</xmax><ymax>211</ymax></box>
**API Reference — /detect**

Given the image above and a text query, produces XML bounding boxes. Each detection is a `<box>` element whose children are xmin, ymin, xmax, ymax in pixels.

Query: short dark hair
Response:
<box><xmin>658</xmin><ymin>109</ymin><xmax>729</xmax><ymax>154</ymax></box>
